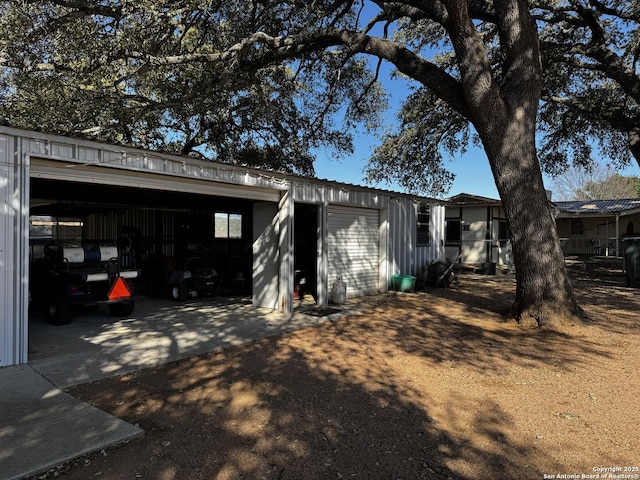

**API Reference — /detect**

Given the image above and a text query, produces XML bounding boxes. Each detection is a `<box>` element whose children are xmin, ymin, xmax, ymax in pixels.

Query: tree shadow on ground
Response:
<box><xmin>572</xmin><ymin>280</ymin><xmax>640</xmax><ymax>333</ymax></box>
<box><xmin>67</xmin><ymin>331</ymin><xmax>552</xmax><ymax>480</ymax></box>
<box><xmin>342</xmin><ymin>283</ymin><xmax>615</xmax><ymax>376</ymax></box>
<box><xmin>62</xmin><ymin>274</ymin><xmax>638</xmax><ymax>480</ymax></box>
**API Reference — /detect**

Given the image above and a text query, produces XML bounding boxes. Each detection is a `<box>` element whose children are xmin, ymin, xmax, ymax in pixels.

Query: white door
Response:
<box><xmin>327</xmin><ymin>205</ymin><xmax>380</xmax><ymax>298</ymax></box>
<box><xmin>253</xmin><ymin>202</ymin><xmax>280</xmax><ymax>309</ymax></box>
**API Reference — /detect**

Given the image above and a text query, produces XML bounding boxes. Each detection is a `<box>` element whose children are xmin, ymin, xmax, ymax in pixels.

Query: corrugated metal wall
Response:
<box><xmin>85</xmin><ymin>209</ymin><xmax>158</xmax><ymax>243</ymax></box>
<box><xmin>292</xmin><ymin>184</ymin><xmax>446</xmax><ymax>292</ymax></box>
<box><xmin>387</xmin><ymin>199</ymin><xmax>416</xmax><ymax>276</ymax></box>
<box><xmin>386</xmin><ymin>200</ymin><xmax>446</xmax><ymax>279</ymax></box>
<box><xmin>429</xmin><ymin>204</ymin><xmax>446</xmax><ymax>262</ymax></box>
<box><xmin>0</xmin><ymin>133</ymin><xmax>30</xmax><ymax>366</ymax></box>
<box><xmin>21</xmin><ymin>131</ymin><xmax>288</xmax><ymax>195</ymax></box>
<box><xmin>291</xmin><ymin>181</ymin><xmax>388</xmax><ymax>209</ymax></box>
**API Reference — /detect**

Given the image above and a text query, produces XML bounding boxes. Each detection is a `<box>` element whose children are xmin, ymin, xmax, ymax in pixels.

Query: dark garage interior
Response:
<box><xmin>29</xmin><ymin>177</ymin><xmax>256</xmax><ymax>324</ymax></box>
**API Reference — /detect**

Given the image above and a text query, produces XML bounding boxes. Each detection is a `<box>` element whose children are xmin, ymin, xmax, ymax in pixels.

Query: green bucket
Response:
<box><xmin>391</xmin><ymin>274</ymin><xmax>417</xmax><ymax>292</ymax></box>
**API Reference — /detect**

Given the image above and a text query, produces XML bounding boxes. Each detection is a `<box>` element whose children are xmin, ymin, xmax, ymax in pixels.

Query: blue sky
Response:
<box><xmin>309</xmin><ymin>2</ymin><xmax>640</xmax><ymax>201</ymax></box>
<box><xmin>314</xmin><ymin>139</ymin><xmax>502</xmax><ymax>200</ymax></box>
<box><xmin>314</xmin><ymin>126</ymin><xmax>640</xmax><ymax>201</ymax></box>
<box><xmin>312</xmin><ymin>76</ymin><xmax>639</xmax><ymax>201</ymax></box>
<box><xmin>309</xmin><ymin>1</ymin><xmax>640</xmax><ymax>200</ymax></box>
<box><xmin>312</xmin><ymin>70</ymin><xmax>505</xmax><ymax>200</ymax></box>
<box><xmin>309</xmin><ymin>3</ymin><xmax>506</xmax><ymax>200</ymax></box>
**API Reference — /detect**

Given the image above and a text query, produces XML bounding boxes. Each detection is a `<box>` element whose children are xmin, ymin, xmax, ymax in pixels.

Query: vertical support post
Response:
<box><xmin>316</xmin><ymin>197</ymin><xmax>329</xmax><ymax>308</ymax></box>
<box><xmin>317</xmin><ymin>196</ymin><xmax>329</xmax><ymax>308</ymax></box>
<box><xmin>616</xmin><ymin>214</ymin><xmax>620</xmax><ymax>258</ymax></box>
<box><xmin>486</xmin><ymin>206</ymin><xmax>492</xmax><ymax>264</ymax></box>
<box><xmin>278</xmin><ymin>188</ymin><xmax>294</xmax><ymax>313</ymax></box>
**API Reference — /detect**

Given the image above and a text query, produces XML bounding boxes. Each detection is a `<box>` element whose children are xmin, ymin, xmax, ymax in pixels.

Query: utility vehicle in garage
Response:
<box><xmin>31</xmin><ymin>244</ymin><xmax>140</xmax><ymax>325</ymax></box>
<box><xmin>168</xmin><ymin>256</ymin><xmax>220</xmax><ymax>301</ymax></box>
<box><xmin>142</xmin><ymin>254</ymin><xmax>220</xmax><ymax>301</ymax></box>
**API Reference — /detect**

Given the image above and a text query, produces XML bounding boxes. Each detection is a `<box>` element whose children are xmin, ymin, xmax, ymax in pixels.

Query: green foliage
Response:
<box><xmin>1</xmin><ymin>0</ymin><xmax>639</xmax><ymax>192</ymax></box>
<box><xmin>365</xmin><ymin>88</ymin><xmax>463</xmax><ymax>197</ymax></box>
<box><xmin>536</xmin><ymin>0</ymin><xmax>640</xmax><ymax>173</ymax></box>
<box><xmin>0</xmin><ymin>0</ymin><xmax>386</xmax><ymax>176</ymax></box>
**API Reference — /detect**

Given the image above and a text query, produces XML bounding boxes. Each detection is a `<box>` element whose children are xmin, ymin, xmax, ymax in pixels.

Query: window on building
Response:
<box><xmin>570</xmin><ymin>218</ymin><xmax>584</xmax><ymax>236</ymax></box>
<box><xmin>214</xmin><ymin>212</ymin><xmax>243</xmax><ymax>239</ymax></box>
<box><xmin>445</xmin><ymin>219</ymin><xmax>462</xmax><ymax>243</ymax></box>
<box><xmin>417</xmin><ymin>205</ymin><xmax>430</xmax><ymax>246</ymax></box>
<box><xmin>498</xmin><ymin>219</ymin><xmax>509</xmax><ymax>247</ymax></box>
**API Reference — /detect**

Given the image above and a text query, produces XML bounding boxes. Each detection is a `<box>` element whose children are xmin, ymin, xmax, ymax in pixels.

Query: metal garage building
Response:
<box><xmin>1</xmin><ymin>125</ymin><xmax>445</xmax><ymax>367</ymax></box>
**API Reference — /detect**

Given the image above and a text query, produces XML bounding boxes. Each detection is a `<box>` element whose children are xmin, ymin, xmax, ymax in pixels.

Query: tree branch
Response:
<box><xmin>545</xmin><ymin>94</ymin><xmax>638</xmax><ymax>133</ymax></box>
<box><xmin>494</xmin><ymin>0</ymin><xmax>543</xmax><ymax>103</ymax></box>
<box><xmin>439</xmin><ymin>0</ymin><xmax>502</xmax><ymax>124</ymax></box>
<box><xmin>121</xmin><ymin>27</ymin><xmax>471</xmax><ymax>119</ymax></box>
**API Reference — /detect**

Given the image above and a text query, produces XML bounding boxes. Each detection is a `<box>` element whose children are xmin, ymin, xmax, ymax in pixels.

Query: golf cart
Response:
<box><xmin>31</xmin><ymin>243</ymin><xmax>140</xmax><ymax>325</ymax></box>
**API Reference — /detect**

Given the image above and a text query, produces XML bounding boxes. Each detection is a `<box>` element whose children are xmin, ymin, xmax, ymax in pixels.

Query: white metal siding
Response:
<box><xmin>388</xmin><ymin>201</ymin><xmax>446</xmax><ymax>280</ymax></box>
<box><xmin>29</xmin><ymin>158</ymin><xmax>281</xmax><ymax>203</ymax></box>
<box><xmin>0</xmin><ymin>125</ymin><xmax>448</xmax><ymax>365</ymax></box>
<box><xmin>327</xmin><ymin>205</ymin><xmax>380</xmax><ymax>298</ymax></box>
<box><xmin>419</xmin><ymin>206</ymin><xmax>445</xmax><ymax>277</ymax></box>
<box><xmin>388</xmin><ymin>199</ymin><xmax>416</xmax><ymax>277</ymax></box>
<box><xmin>0</xmin><ymin>133</ymin><xmax>29</xmax><ymax>366</ymax></box>
<box><xmin>252</xmin><ymin>202</ymin><xmax>281</xmax><ymax>310</ymax></box>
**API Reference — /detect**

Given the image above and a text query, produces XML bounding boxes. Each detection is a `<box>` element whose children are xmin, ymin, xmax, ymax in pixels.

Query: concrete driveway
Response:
<box><xmin>28</xmin><ymin>295</ymin><xmax>343</xmax><ymax>389</ymax></box>
<box><xmin>1</xmin><ymin>295</ymin><xmax>351</xmax><ymax>480</ymax></box>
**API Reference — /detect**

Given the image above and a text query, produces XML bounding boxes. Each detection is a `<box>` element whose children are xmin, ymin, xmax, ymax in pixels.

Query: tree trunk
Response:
<box><xmin>445</xmin><ymin>0</ymin><xmax>585</xmax><ymax>328</ymax></box>
<box><xmin>486</xmin><ymin>122</ymin><xmax>584</xmax><ymax>328</ymax></box>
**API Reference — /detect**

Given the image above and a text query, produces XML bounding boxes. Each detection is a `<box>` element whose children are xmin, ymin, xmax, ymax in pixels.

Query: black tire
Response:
<box><xmin>171</xmin><ymin>283</ymin><xmax>188</xmax><ymax>301</ymax></box>
<box><xmin>48</xmin><ymin>298</ymin><xmax>74</xmax><ymax>326</ymax></box>
<box><xmin>108</xmin><ymin>300</ymin><xmax>135</xmax><ymax>318</ymax></box>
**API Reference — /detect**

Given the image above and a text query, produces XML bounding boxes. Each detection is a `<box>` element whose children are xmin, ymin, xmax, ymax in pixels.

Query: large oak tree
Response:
<box><xmin>2</xmin><ymin>0</ymin><xmax>617</xmax><ymax>326</ymax></box>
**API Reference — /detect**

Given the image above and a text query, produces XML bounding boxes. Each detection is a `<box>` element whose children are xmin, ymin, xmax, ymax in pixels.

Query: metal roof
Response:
<box><xmin>554</xmin><ymin>198</ymin><xmax>640</xmax><ymax>215</ymax></box>
<box><xmin>446</xmin><ymin>193</ymin><xmax>502</xmax><ymax>206</ymax></box>
<box><xmin>1</xmin><ymin>124</ymin><xmax>444</xmax><ymax>206</ymax></box>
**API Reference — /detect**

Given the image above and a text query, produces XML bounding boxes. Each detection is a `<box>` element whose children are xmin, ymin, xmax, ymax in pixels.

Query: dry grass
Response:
<box><xmin>49</xmin><ymin>269</ymin><xmax>640</xmax><ymax>480</ymax></box>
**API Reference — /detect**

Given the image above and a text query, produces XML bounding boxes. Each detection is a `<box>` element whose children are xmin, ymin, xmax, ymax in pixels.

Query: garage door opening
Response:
<box><xmin>294</xmin><ymin>203</ymin><xmax>319</xmax><ymax>303</ymax></box>
<box><xmin>28</xmin><ymin>177</ymin><xmax>262</xmax><ymax>328</ymax></box>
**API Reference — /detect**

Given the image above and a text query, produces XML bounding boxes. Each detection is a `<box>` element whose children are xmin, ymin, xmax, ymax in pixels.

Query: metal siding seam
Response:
<box><xmin>17</xmin><ymin>146</ymin><xmax>29</xmax><ymax>364</ymax></box>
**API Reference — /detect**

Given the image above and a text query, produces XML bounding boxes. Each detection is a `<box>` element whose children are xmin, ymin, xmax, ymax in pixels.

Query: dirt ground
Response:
<box><xmin>34</xmin><ymin>259</ymin><xmax>640</xmax><ymax>480</ymax></box>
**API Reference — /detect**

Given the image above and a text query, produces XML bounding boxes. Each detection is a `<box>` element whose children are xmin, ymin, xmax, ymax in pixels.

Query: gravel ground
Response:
<box><xmin>32</xmin><ymin>265</ymin><xmax>640</xmax><ymax>480</ymax></box>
